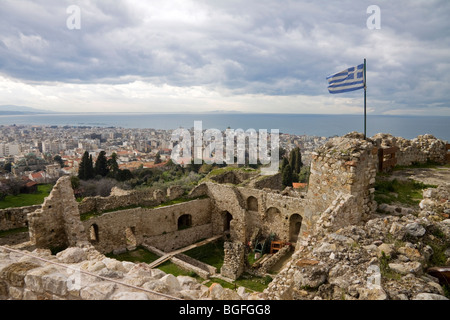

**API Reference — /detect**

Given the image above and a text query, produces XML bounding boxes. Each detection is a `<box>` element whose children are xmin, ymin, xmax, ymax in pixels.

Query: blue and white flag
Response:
<box><xmin>327</xmin><ymin>64</ymin><xmax>365</xmax><ymax>94</ymax></box>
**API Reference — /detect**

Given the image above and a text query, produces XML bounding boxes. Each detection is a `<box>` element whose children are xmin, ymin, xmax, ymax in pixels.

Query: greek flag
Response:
<box><xmin>327</xmin><ymin>64</ymin><xmax>365</xmax><ymax>94</ymax></box>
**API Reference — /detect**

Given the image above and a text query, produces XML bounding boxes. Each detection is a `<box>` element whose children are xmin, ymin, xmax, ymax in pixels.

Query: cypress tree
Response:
<box><xmin>107</xmin><ymin>152</ymin><xmax>119</xmax><ymax>177</ymax></box>
<box><xmin>281</xmin><ymin>164</ymin><xmax>293</xmax><ymax>188</ymax></box>
<box><xmin>78</xmin><ymin>151</ymin><xmax>94</xmax><ymax>180</ymax></box>
<box><xmin>294</xmin><ymin>147</ymin><xmax>303</xmax><ymax>174</ymax></box>
<box><xmin>154</xmin><ymin>152</ymin><xmax>162</xmax><ymax>164</ymax></box>
<box><xmin>95</xmin><ymin>151</ymin><xmax>109</xmax><ymax>177</ymax></box>
<box><xmin>281</xmin><ymin>157</ymin><xmax>289</xmax><ymax>172</ymax></box>
<box><xmin>87</xmin><ymin>154</ymin><xmax>95</xmax><ymax>179</ymax></box>
<box><xmin>289</xmin><ymin>149</ymin><xmax>296</xmax><ymax>170</ymax></box>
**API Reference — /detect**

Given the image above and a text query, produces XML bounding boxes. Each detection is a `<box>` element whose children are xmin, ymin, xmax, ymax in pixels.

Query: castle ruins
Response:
<box><xmin>0</xmin><ymin>132</ymin><xmax>448</xmax><ymax>300</ymax></box>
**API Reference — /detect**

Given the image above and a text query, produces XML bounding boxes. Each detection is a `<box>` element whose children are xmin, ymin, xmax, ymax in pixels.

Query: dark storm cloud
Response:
<box><xmin>0</xmin><ymin>0</ymin><xmax>449</xmax><ymax>114</ymax></box>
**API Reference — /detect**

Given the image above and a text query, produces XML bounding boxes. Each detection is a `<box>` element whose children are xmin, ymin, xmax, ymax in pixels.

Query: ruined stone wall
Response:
<box><xmin>143</xmin><ymin>224</ymin><xmax>212</xmax><ymax>253</ymax></box>
<box><xmin>237</xmin><ymin>187</ymin><xmax>309</xmax><ymax>241</ymax></box>
<box><xmin>0</xmin><ymin>245</ymin><xmax>247</xmax><ymax>300</ymax></box>
<box><xmin>27</xmin><ymin>176</ymin><xmax>87</xmax><ymax>250</ymax></box>
<box><xmin>78</xmin><ymin>185</ymin><xmax>185</xmax><ymax>215</ymax></box>
<box><xmin>247</xmin><ymin>173</ymin><xmax>283</xmax><ymax>190</ymax></box>
<box><xmin>0</xmin><ymin>205</ymin><xmax>41</xmax><ymax>231</ymax></box>
<box><xmin>78</xmin><ymin>190</ymin><xmax>157</xmax><ymax>215</ymax></box>
<box><xmin>199</xmin><ymin>182</ymin><xmax>311</xmax><ymax>245</ymax></box>
<box><xmin>221</xmin><ymin>241</ymin><xmax>245</xmax><ymax>280</ymax></box>
<box><xmin>83</xmin><ymin>198</ymin><xmax>212</xmax><ymax>253</ymax></box>
<box><xmin>372</xmin><ymin>133</ymin><xmax>448</xmax><ymax>166</ymax></box>
<box><xmin>311</xmin><ymin>193</ymin><xmax>360</xmax><ymax>239</ymax></box>
<box><xmin>307</xmin><ymin>136</ymin><xmax>378</xmax><ymax>224</ymax></box>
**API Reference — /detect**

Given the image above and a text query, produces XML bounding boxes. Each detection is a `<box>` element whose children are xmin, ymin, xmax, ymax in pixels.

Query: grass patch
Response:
<box><xmin>379</xmin><ymin>251</ymin><xmax>401</xmax><ymax>281</ymax></box>
<box><xmin>158</xmin><ymin>260</ymin><xmax>202</xmax><ymax>278</ymax></box>
<box><xmin>152</xmin><ymin>197</ymin><xmax>203</xmax><ymax>209</ymax></box>
<box><xmin>106</xmin><ymin>246</ymin><xmax>203</xmax><ymax>280</ymax></box>
<box><xmin>106</xmin><ymin>246</ymin><xmax>160</xmax><ymax>263</ymax></box>
<box><xmin>393</xmin><ymin>161</ymin><xmax>444</xmax><ymax>171</ymax></box>
<box><xmin>0</xmin><ymin>184</ymin><xmax>53</xmax><ymax>209</ymax></box>
<box><xmin>207</xmin><ymin>273</ymin><xmax>273</xmax><ymax>292</ymax></box>
<box><xmin>183</xmin><ymin>239</ymin><xmax>225</xmax><ymax>270</ymax></box>
<box><xmin>374</xmin><ymin>178</ymin><xmax>436</xmax><ymax>206</ymax></box>
<box><xmin>0</xmin><ymin>227</ymin><xmax>28</xmax><ymax>238</ymax></box>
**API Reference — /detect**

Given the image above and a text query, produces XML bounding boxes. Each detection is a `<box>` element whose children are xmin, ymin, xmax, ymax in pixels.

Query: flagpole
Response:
<box><xmin>364</xmin><ymin>58</ymin><xmax>367</xmax><ymax>140</ymax></box>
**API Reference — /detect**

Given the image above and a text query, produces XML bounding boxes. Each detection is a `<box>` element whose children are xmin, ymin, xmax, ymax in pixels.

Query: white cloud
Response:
<box><xmin>0</xmin><ymin>0</ymin><xmax>449</xmax><ymax>115</ymax></box>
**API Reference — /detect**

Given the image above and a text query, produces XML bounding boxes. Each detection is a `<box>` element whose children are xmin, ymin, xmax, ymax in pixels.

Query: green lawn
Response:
<box><xmin>183</xmin><ymin>239</ymin><xmax>225</xmax><ymax>270</ymax></box>
<box><xmin>106</xmin><ymin>246</ymin><xmax>202</xmax><ymax>279</ymax></box>
<box><xmin>107</xmin><ymin>242</ymin><xmax>272</xmax><ymax>292</ymax></box>
<box><xmin>0</xmin><ymin>184</ymin><xmax>53</xmax><ymax>209</ymax></box>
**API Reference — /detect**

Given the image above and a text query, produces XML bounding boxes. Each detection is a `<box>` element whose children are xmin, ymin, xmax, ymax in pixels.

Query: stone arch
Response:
<box><xmin>89</xmin><ymin>224</ymin><xmax>99</xmax><ymax>243</ymax></box>
<box><xmin>289</xmin><ymin>214</ymin><xmax>303</xmax><ymax>243</ymax></box>
<box><xmin>265</xmin><ymin>206</ymin><xmax>281</xmax><ymax>215</ymax></box>
<box><xmin>265</xmin><ymin>207</ymin><xmax>283</xmax><ymax>236</ymax></box>
<box><xmin>178</xmin><ymin>214</ymin><xmax>192</xmax><ymax>230</ymax></box>
<box><xmin>247</xmin><ymin>196</ymin><xmax>258</xmax><ymax>211</ymax></box>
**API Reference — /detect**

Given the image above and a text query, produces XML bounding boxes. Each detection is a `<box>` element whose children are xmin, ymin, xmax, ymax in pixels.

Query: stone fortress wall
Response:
<box><xmin>0</xmin><ymin>132</ymin><xmax>448</xmax><ymax>299</ymax></box>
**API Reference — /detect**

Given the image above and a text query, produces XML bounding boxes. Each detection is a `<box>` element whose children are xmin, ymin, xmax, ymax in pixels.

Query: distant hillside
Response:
<box><xmin>0</xmin><ymin>105</ymin><xmax>58</xmax><ymax>115</ymax></box>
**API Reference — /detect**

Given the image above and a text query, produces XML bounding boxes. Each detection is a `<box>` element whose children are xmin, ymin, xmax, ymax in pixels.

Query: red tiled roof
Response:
<box><xmin>26</xmin><ymin>181</ymin><xmax>38</xmax><ymax>187</ymax></box>
<box><xmin>292</xmin><ymin>183</ymin><xmax>308</xmax><ymax>189</ymax></box>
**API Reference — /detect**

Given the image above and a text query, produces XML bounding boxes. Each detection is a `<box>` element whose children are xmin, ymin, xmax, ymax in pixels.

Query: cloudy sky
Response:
<box><xmin>1</xmin><ymin>0</ymin><xmax>449</xmax><ymax>115</ymax></box>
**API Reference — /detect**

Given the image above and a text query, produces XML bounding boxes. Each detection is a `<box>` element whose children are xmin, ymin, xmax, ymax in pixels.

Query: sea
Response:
<box><xmin>0</xmin><ymin>113</ymin><xmax>449</xmax><ymax>141</ymax></box>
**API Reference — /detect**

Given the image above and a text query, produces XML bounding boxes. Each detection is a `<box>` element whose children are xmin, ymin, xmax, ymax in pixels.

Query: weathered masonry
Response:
<box><xmin>4</xmin><ymin>132</ymin><xmax>448</xmax><ymax>288</ymax></box>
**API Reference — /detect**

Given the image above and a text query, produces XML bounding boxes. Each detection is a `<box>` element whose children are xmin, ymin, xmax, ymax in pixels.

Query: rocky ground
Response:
<box><xmin>388</xmin><ymin>165</ymin><xmax>450</xmax><ymax>187</ymax></box>
<box><xmin>0</xmin><ymin>242</ymin><xmax>258</xmax><ymax>300</ymax></box>
<box><xmin>264</xmin><ymin>180</ymin><xmax>450</xmax><ymax>300</ymax></box>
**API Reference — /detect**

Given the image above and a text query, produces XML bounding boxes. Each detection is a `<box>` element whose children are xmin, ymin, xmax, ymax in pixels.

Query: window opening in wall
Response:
<box><xmin>289</xmin><ymin>214</ymin><xmax>302</xmax><ymax>243</ymax></box>
<box><xmin>223</xmin><ymin>211</ymin><xmax>233</xmax><ymax>232</ymax></box>
<box><xmin>247</xmin><ymin>196</ymin><xmax>258</xmax><ymax>211</ymax></box>
<box><xmin>178</xmin><ymin>214</ymin><xmax>192</xmax><ymax>230</ymax></box>
<box><xmin>89</xmin><ymin>224</ymin><xmax>99</xmax><ymax>243</ymax></box>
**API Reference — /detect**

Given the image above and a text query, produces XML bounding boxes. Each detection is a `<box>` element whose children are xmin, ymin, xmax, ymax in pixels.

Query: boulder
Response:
<box><xmin>80</xmin><ymin>282</ymin><xmax>117</xmax><ymax>300</ymax></box>
<box><xmin>388</xmin><ymin>262</ymin><xmax>422</xmax><ymax>275</ymax></box>
<box><xmin>377</xmin><ymin>243</ymin><xmax>395</xmax><ymax>258</ymax></box>
<box><xmin>160</xmin><ymin>274</ymin><xmax>181</xmax><ymax>293</ymax></box>
<box><xmin>293</xmin><ymin>265</ymin><xmax>328</xmax><ymax>289</ymax></box>
<box><xmin>56</xmin><ymin>247</ymin><xmax>87</xmax><ymax>264</ymax></box>
<box><xmin>357</xmin><ymin>287</ymin><xmax>388</xmax><ymax>300</ymax></box>
<box><xmin>404</xmin><ymin>222</ymin><xmax>426</xmax><ymax>237</ymax></box>
<box><xmin>413</xmin><ymin>293</ymin><xmax>449</xmax><ymax>300</ymax></box>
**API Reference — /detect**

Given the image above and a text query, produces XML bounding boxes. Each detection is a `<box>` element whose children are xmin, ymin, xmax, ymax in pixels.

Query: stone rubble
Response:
<box><xmin>0</xmin><ymin>243</ymin><xmax>259</xmax><ymax>300</ymax></box>
<box><xmin>1</xmin><ymin>132</ymin><xmax>449</xmax><ymax>300</ymax></box>
<box><xmin>263</xmin><ymin>185</ymin><xmax>450</xmax><ymax>300</ymax></box>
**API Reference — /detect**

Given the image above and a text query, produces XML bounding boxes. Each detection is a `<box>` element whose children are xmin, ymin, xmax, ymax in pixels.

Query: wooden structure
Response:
<box><xmin>270</xmin><ymin>240</ymin><xmax>285</xmax><ymax>254</ymax></box>
<box><xmin>378</xmin><ymin>146</ymin><xmax>399</xmax><ymax>172</ymax></box>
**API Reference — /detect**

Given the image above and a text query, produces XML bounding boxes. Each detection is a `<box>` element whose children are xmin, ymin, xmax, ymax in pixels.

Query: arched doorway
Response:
<box><xmin>89</xmin><ymin>224</ymin><xmax>99</xmax><ymax>243</ymax></box>
<box><xmin>289</xmin><ymin>214</ymin><xmax>303</xmax><ymax>243</ymax></box>
<box><xmin>247</xmin><ymin>196</ymin><xmax>258</xmax><ymax>211</ymax></box>
<box><xmin>223</xmin><ymin>211</ymin><xmax>233</xmax><ymax>232</ymax></box>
